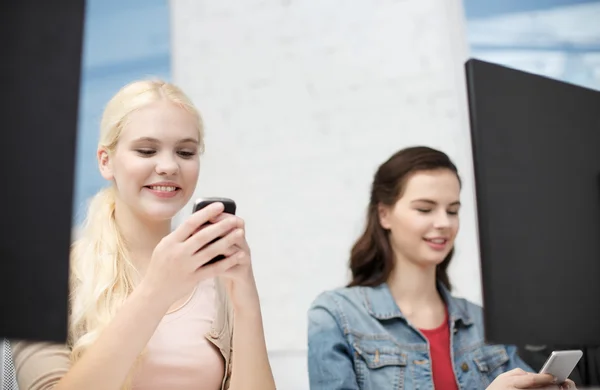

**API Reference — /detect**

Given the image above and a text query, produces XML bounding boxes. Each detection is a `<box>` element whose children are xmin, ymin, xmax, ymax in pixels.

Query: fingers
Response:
<box><xmin>192</xmin><ymin>214</ymin><xmax>248</xmax><ymax>251</ymax></box>
<box><xmin>172</xmin><ymin>202</ymin><xmax>225</xmax><ymax>242</ymax></box>
<box><xmin>561</xmin><ymin>379</ymin><xmax>577</xmax><ymax>390</ymax></box>
<box><xmin>195</xmin><ymin>228</ymin><xmax>245</xmax><ymax>265</ymax></box>
<box><xmin>506</xmin><ymin>368</ymin><xmax>529</xmax><ymax>376</ymax></box>
<box><xmin>194</xmin><ymin>249</ymin><xmax>245</xmax><ymax>278</ymax></box>
<box><xmin>202</xmin><ymin>219</ymin><xmax>249</xmax><ymax>259</ymax></box>
<box><xmin>185</xmin><ymin>217</ymin><xmax>239</xmax><ymax>254</ymax></box>
<box><xmin>513</xmin><ymin>373</ymin><xmax>558</xmax><ymax>389</ymax></box>
<box><xmin>221</xmin><ymin>243</ymin><xmax>242</xmax><ymax>258</ymax></box>
<box><xmin>208</xmin><ymin>213</ymin><xmax>244</xmax><ymax>228</ymax></box>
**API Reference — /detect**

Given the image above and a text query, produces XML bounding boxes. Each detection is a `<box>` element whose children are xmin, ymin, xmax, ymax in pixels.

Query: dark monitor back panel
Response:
<box><xmin>466</xmin><ymin>59</ymin><xmax>600</xmax><ymax>347</ymax></box>
<box><xmin>0</xmin><ymin>1</ymin><xmax>85</xmax><ymax>343</ymax></box>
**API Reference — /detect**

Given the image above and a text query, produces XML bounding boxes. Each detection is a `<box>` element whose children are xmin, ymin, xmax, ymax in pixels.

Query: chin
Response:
<box><xmin>142</xmin><ymin>205</ymin><xmax>183</xmax><ymax>222</ymax></box>
<box><xmin>419</xmin><ymin>257</ymin><xmax>446</xmax><ymax>267</ymax></box>
<box><xmin>419</xmin><ymin>251</ymin><xmax>452</xmax><ymax>266</ymax></box>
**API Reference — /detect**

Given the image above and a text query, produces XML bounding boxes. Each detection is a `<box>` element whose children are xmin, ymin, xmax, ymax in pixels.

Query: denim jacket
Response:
<box><xmin>307</xmin><ymin>282</ymin><xmax>532</xmax><ymax>390</ymax></box>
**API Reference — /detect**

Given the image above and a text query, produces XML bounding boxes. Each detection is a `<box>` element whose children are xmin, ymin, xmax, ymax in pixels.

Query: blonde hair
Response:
<box><xmin>68</xmin><ymin>80</ymin><xmax>203</xmax><ymax>387</ymax></box>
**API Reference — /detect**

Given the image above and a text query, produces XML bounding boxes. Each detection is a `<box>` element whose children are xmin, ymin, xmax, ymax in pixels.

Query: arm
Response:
<box><xmin>48</xmin><ymin>283</ymin><xmax>170</xmax><ymax>390</ymax></box>
<box><xmin>14</xmin><ymin>203</ymin><xmax>248</xmax><ymax>390</ymax></box>
<box><xmin>11</xmin><ymin>340</ymin><xmax>70</xmax><ymax>390</ymax></box>
<box><xmin>307</xmin><ymin>299</ymin><xmax>359</xmax><ymax>390</ymax></box>
<box><xmin>226</xmin><ymin>277</ymin><xmax>276</xmax><ymax>390</ymax></box>
<box><xmin>213</xmin><ymin>214</ymin><xmax>276</xmax><ymax>390</ymax></box>
<box><xmin>11</xmin><ymin>283</ymin><xmax>169</xmax><ymax>390</ymax></box>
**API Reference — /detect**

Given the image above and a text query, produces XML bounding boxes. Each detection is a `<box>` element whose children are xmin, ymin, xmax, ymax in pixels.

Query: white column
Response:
<box><xmin>170</xmin><ymin>0</ymin><xmax>473</xmax><ymax>387</ymax></box>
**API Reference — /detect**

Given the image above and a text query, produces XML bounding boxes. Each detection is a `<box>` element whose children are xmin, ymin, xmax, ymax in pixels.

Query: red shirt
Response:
<box><xmin>419</xmin><ymin>310</ymin><xmax>459</xmax><ymax>390</ymax></box>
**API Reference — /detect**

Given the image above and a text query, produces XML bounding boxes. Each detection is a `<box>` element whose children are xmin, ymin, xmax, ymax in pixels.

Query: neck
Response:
<box><xmin>387</xmin><ymin>254</ymin><xmax>443</xmax><ymax>315</ymax></box>
<box><xmin>113</xmin><ymin>200</ymin><xmax>171</xmax><ymax>277</ymax></box>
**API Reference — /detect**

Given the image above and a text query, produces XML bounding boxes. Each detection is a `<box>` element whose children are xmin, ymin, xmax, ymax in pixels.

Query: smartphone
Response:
<box><xmin>539</xmin><ymin>350</ymin><xmax>583</xmax><ymax>384</ymax></box>
<box><xmin>192</xmin><ymin>197</ymin><xmax>237</xmax><ymax>265</ymax></box>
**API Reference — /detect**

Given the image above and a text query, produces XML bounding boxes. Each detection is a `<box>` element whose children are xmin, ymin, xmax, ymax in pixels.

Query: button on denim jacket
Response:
<box><xmin>307</xmin><ymin>282</ymin><xmax>532</xmax><ymax>389</ymax></box>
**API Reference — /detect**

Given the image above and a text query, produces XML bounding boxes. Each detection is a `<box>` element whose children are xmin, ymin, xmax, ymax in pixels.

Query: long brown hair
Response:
<box><xmin>348</xmin><ymin>146</ymin><xmax>461</xmax><ymax>290</ymax></box>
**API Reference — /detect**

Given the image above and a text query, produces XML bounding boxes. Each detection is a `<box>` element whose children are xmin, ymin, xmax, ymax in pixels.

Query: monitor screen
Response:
<box><xmin>466</xmin><ymin>58</ymin><xmax>600</xmax><ymax>347</ymax></box>
<box><xmin>0</xmin><ymin>1</ymin><xmax>85</xmax><ymax>343</ymax></box>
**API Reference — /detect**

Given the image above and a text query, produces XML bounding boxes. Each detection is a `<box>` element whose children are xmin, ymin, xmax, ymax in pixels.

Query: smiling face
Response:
<box><xmin>98</xmin><ymin>100</ymin><xmax>201</xmax><ymax>222</ymax></box>
<box><xmin>378</xmin><ymin>169</ymin><xmax>461</xmax><ymax>269</ymax></box>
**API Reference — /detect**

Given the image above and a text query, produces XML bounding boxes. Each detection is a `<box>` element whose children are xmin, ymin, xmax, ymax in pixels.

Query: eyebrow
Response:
<box><xmin>132</xmin><ymin>137</ymin><xmax>199</xmax><ymax>145</ymax></box>
<box><xmin>411</xmin><ymin>199</ymin><xmax>461</xmax><ymax>206</ymax></box>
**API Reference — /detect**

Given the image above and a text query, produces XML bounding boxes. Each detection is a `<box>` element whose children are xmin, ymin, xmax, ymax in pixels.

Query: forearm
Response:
<box><xmin>55</xmin><ymin>282</ymin><xmax>170</xmax><ymax>390</ymax></box>
<box><xmin>228</xmin><ymin>282</ymin><xmax>276</xmax><ymax>390</ymax></box>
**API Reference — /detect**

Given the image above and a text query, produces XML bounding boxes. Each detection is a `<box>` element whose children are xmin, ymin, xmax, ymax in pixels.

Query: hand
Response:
<box><xmin>486</xmin><ymin>368</ymin><xmax>577</xmax><ymax>390</ymax></box>
<box><xmin>204</xmin><ymin>212</ymin><xmax>259</xmax><ymax>309</ymax></box>
<box><xmin>141</xmin><ymin>202</ymin><xmax>245</xmax><ymax>308</ymax></box>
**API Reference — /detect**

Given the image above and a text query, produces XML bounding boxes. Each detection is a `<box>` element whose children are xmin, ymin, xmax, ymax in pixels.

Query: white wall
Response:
<box><xmin>170</xmin><ymin>0</ymin><xmax>473</xmax><ymax>387</ymax></box>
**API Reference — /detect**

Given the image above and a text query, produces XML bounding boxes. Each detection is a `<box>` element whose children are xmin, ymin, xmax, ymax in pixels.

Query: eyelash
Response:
<box><xmin>135</xmin><ymin>149</ymin><xmax>196</xmax><ymax>158</ymax></box>
<box><xmin>417</xmin><ymin>209</ymin><xmax>459</xmax><ymax>215</ymax></box>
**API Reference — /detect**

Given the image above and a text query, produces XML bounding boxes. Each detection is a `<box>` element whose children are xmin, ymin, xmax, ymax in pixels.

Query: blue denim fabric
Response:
<box><xmin>307</xmin><ymin>283</ymin><xmax>532</xmax><ymax>389</ymax></box>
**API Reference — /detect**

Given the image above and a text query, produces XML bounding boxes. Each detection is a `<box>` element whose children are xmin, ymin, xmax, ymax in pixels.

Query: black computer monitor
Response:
<box><xmin>0</xmin><ymin>1</ymin><xmax>85</xmax><ymax>343</ymax></box>
<box><xmin>465</xmin><ymin>58</ymin><xmax>600</xmax><ymax>347</ymax></box>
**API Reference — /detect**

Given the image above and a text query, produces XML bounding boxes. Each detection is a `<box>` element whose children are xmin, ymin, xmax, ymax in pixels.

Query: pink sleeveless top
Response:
<box><xmin>132</xmin><ymin>278</ymin><xmax>225</xmax><ymax>389</ymax></box>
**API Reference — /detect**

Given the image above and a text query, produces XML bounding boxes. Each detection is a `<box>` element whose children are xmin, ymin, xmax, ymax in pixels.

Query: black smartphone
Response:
<box><xmin>192</xmin><ymin>197</ymin><xmax>237</xmax><ymax>265</ymax></box>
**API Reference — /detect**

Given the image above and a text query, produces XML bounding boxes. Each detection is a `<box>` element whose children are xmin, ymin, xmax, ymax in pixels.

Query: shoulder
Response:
<box><xmin>307</xmin><ymin>286</ymin><xmax>371</xmax><ymax>331</ymax></box>
<box><xmin>445</xmin><ymin>292</ymin><xmax>485</xmax><ymax>323</ymax></box>
<box><xmin>453</xmin><ymin>295</ymin><xmax>483</xmax><ymax>313</ymax></box>
<box><xmin>309</xmin><ymin>286</ymin><xmax>367</xmax><ymax>314</ymax></box>
<box><xmin>307</xmin><ymin>287</ymin><xmax>355</xmax><ymax>342</ymax></box>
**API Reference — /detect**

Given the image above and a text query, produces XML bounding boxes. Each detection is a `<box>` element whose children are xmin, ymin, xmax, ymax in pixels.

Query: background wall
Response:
<box><xmin>463</xmin><ymin>0</ymin><xmax>600</xmax><ymax>91</ymax></box>
<box><xmin>36</xmin><ymin>0</ymin><xmax>600</xmax><ymax>389</ymax></box>
<box><xmin>170</xmin><ymin>0</ymin><xmax>473</xmax><ymax>388</ymax></box>
<box><xmin>74</xmin><ymin>0</ymin><xmax>600</xmax><ymax>388</ymax></box>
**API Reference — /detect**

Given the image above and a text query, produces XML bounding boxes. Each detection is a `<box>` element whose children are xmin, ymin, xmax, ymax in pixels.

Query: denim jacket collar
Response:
<box><xmin>362</xmin><ymin>282</ymin><xmax>473</xmax><ymax>327</ymax></box>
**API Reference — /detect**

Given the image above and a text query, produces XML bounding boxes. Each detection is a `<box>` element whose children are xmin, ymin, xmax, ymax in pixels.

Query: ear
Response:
<box><xmin>378</xmin><ymin>203</ymin><xmax>392</xmax><ymax>230</ymax></box>
<box><xmin>97</xmin><ymin>148</ymin><xmax>114</xmax><ymax>180</ymax></box>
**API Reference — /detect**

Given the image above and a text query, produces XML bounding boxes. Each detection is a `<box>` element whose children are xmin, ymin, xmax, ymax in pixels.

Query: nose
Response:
<box><xmin>433</xmin><ymin>210</ymin><xmax>451</xmax><ymax>229</ymax></box>
<box><xmin>155</xmin><ymin>153</ymin><xmax>179</xmax><ymax>176</ymax></box>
